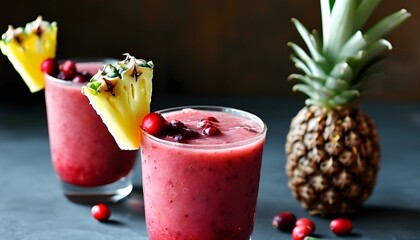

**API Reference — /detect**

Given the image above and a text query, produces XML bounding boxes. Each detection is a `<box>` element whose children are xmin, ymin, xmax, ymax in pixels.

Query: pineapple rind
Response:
<box><xmin>82</xmin><ymin>56</ymin><xmax>153</xmax><ymax>150</ymax></box>
<box><xmin>0</xmin><ymin>17</ymin><xmax>57</xmax><ymax>93</ymax></box>
<box><xmin>285</xmin><ymin>105</ymin><xmax>381</xmax><ymax>216</ymax></box>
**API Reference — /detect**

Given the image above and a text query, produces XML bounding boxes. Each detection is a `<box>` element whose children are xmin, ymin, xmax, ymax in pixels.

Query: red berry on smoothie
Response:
<box><xmin>142</xmin><ymin>112</ymin><xmax>167</xmax><ymax>137</ymax></box>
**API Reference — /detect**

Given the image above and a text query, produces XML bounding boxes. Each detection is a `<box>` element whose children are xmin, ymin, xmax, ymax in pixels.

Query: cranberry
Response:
<box><xmin>142</xmin><ymin>112</ymin><xmax>167</xmax><ymax>137</ymax></box>
<box><xmin>56</xmin><ymin>71</ymin><xmax>68</xmax><ymax>80</ymax></box>
<box><xmin>160</xmin><ymin>119</ymin><xmax>201</xmax><ymax>143</ymax></box>
<box><xmin>197</xmin><ymin>119</ymin><xmax>213</xmax><ymax>128</ymax></box>
<box><xmin>296</xmin><ymin>218</ymin><xmax>316</xmax><ymax>232</ymax></box>
<box><xmin>197</xmin><ymin>116</ymin><xmax>219</xmax><ymax>128</ymax></box>
<box><xmin>272</xmin><ymin>211</ymin><xmax>296</xmax><ymax>231</ymax></box>
<box><xmin>91</xmin><ymin>203</ymin><xmax>111</xmax><ymax>221</ymax></box>
<box><xmin>167</xmin><ymin>120</ymin><xmax>186</xmax><ymax>134</ymax></box>
<box><xmin>56</xmin><ymin>70</ymin><xmax>75</xmax><ymax>80</ymax></box>
<box><xmin>60</xmin><ymin>60</ymin><xmax>77</xmax><ymax>75</ymax></box>
<box><xmin>181</xmin><ymin>128</ymin><xmax>199</xmax><ymax>138</ymax></box>
<box><xmin>174</xmin><ymin>134</ymin><xmax>187</xmax><ymax>143</ymax></box>
<box><xmin>292</xmin><ymin>225</ymin><xmax>312</xmax><ymax>240</ymax></box>
<box><xmin>172</xmin><ymin>129</ymin><xmax>199</xmax><ymax>143</ymax></box>
<box><xmin>203</xmin><ymin>126</ymin><xmax>221</xmax><ymax>136</ymax></box>
<box><xmin>206</xmin><ymin>116</ymin><xmax>218</xmax><ymax>122</ymax></box>
<box><xmin>330</xmin><ymin>218</ymin><xmax>353</xmax><ymax>235</ymax></box>
<box><xmin>72</xmin><ymin>74</ymin><xmax>88</xmax><ymax>83</ymax></box>
<box><xmin>41</xmin><ymin>58</ymin><xmax>59</xmax><ymax>76</ymax></box>
<box><xmin>80</xmin><ymin>70</ymin><xmax>93</xmax><ymax>80</ymax></box>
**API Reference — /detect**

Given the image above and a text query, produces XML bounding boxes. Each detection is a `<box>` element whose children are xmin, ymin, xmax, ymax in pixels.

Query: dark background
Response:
<box><xmin>0</xmin><ymin>0</ymin><xmax>418</xmax><ymax>104</ymax></box>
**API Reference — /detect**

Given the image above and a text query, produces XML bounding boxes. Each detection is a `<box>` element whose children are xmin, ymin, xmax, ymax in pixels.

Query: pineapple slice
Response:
<box><xmin>81</xmin><ymin>54</ymin><xmax>154</xmax><ymax>150</ymax></box>
<box><xmin>0</xmin><ymin>16</ymin><xmax>57</xmax><ymax>92</ymax></box>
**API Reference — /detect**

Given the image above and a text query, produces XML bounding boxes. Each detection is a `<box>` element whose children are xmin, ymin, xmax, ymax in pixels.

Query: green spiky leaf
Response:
<box><xmin>364</xmin><ymin>9</ymin><xmax>411</xmax><ymax>43</ymax></box>
<box><xmin>354</xmin><ymin>0</ymin><xmax>381</xmax><ymax>31</ymax></box>
<box><xmin>330</xmin><ymin>62</ymin><xmax>353</xmax><ymax>81</ymax></box>
<box><xmin>324</xmin><ymin>0</ymin><xmax>357</xmax><ymax>58</ymax></box>
<box><xmin>288</xmin><ymin>0</ymin><xmax>410</xmax><ymax>109</ymax></box>
<box><xmin>291</xmin><ymin>18</ymin><xmax>324</xmax><ymax>62</ymax></box>
<box><xmin>288</xmin><ymin>74</ymin><xmax>323</xmax><ymax>90</ymax></box>
<box><xmin>288</xmin><ymin>42</ymin><xmax>326</xmax><ymax>78</ymax></box>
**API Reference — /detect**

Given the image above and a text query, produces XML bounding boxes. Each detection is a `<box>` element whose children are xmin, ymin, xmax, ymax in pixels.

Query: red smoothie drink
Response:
<box><xmin>141</xmin><ymin>106</ymin><xmax>267</xmax><ymax>240</ymax></box>
<box><xmin>44</xmin><ymin>60</ymin><xmax>138</xmax><ymax>202</ymax></box>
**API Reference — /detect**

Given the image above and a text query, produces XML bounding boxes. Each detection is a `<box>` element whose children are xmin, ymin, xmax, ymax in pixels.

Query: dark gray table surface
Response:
<box><xmin>1</xmin><ymin>95</ymin><xmax>419</xmax><ymax>240</ymax></box>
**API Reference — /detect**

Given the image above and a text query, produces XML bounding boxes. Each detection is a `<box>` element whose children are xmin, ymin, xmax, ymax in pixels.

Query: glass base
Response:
<box><xmin>61</xmin><ymin>175</ymin><xmax>133</xmax><ymax>204</ymax></box>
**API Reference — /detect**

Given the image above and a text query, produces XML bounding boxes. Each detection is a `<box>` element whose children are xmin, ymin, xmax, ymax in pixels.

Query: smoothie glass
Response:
<box><xmin>44</xmin><ymin>59</ymin><xmax>138</xmax><ymax>203</ymax></box>
<box><xmin>141</xmin><ymin>106</ymin><xmax>267</xmax><ymax>240</ymax></box>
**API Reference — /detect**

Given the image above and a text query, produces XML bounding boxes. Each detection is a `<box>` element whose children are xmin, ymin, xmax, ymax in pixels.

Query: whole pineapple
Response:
<box><xmin>285</xmin><ymin>0</ymin><xmax>410</xmax><ymax>216</ymax></box>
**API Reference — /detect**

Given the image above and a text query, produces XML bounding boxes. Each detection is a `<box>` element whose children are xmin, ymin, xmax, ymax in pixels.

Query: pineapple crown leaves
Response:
<box><xmin>86</xmin><ymin>54</ymin><xmax>153</xmax><ymax>95</ymax></box>
<box><xmin>288</xmin><ymin>0</ymin><xmax>410</xmax><ymax>109</ymax></box>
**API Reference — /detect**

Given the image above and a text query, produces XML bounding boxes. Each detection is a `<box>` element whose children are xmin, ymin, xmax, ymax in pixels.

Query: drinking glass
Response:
<box><xmin>140</xmin><ymin>106</ymin><xmax>267</xmax><ymax>240</ymax></box>
<box><xmin>44</xmin><ymin>59</ymin><xmax>138</xmax><ymax>203</ymax></box>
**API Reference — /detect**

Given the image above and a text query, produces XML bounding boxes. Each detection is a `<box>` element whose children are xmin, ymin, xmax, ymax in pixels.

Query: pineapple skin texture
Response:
<box><xmin>82</xmin><ymin>66</ymin><xmax>153</xmax><ymax>150</ymax></box>
<box><xmin>285</xmin><ymin>105</ymin><xmax>380</xmax><ymax>216</ymax></box>
<box><xmin>0</xmin><ymin>25</ymin><xmax>57</xmax><ymax>93</ymax></box>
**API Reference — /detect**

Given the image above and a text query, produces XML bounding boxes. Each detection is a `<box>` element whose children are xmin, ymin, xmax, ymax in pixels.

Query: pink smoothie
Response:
<box><xmin>44</xmin><ymin>62</ymin><xmax>138</xmax><ymax>187</ymax></box>
<box><xmin>141</xmin><ymin>107</ymin><xmax>267</xmax><ymax>240</ymax></box>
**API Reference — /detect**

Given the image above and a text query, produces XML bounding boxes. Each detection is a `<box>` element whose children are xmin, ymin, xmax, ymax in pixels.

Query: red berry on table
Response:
<box><xmin>91</xmin><ymin>204</ymin><xmax>111</xmax><ymax>221</ymax></box>
<box><xmin>330</xmin><ymin>218</ymin><xmax>353</xmax><ymax>235</ymax></box>
<box><xmin>142</xmin><ymin>112</ymin><xmax>167</xmax><ymax>136</ymax></box>
<box><xmin>41</xmin><ymin>58</ymin><xmax>59</xmax><ymax>76</ymax></box>
<box><xmin>296</xmin><ymin>218</ymin><xmax>316</xmax><ymax>233</ymax></box>
<box><xmin>272</xmin><ymin>211</ymin><xmax>296</xmax><ymax>231</ymax></box>
<box><xmin>292</xmin><ymin>225</ymin><xmax>312</xmax><ymax>240</ymax></box>
<box><xmin>60</xmin><ymin>60</ymin><xmax>77</xmax><ymax>75</ymax></box>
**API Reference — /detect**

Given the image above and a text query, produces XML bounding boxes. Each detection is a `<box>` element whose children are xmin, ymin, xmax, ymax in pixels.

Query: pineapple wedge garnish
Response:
<box><xmin>81</xmin><ymin>54</ymin><xmax>154</xmax><ymax>150</ymax></box>
<box><xmin>0</xmin><ymin>16</ymin><xmax>57</xmax><ymax>92</ymax></box>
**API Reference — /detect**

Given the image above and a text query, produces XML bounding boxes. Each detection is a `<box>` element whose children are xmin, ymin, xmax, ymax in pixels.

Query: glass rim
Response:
<box><xmin>141</xmin><ymin>105</ymin><xmax>267</xmax><ymax>149</ymax></box>
<box><xmin>44</xmin><ymin>58</ymin><xmax>118</xmax><ymax>86</ymax></box>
